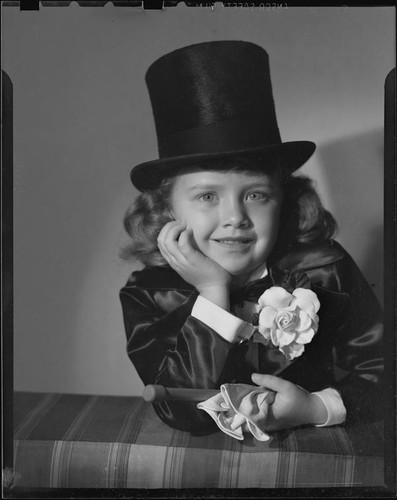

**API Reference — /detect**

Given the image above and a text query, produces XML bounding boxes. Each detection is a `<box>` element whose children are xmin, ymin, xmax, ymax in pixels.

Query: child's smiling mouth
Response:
<box><xmin>212</xmin><ymin>237</ymin><xmax>255</xmax><ymax>248</ymax></box>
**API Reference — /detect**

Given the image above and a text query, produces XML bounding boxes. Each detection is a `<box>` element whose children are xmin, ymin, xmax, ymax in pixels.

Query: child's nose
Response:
<box><xmin>221</xmin><ymin>200</ymin><xmax>250</xmax><ymax>228</ymax></box>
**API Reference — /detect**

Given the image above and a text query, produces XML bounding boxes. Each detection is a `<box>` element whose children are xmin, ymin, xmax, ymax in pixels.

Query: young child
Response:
<box><xmin>120</xmin><ymin>41</ymin><xmax>383</xmax><ymax>434</ymax></box>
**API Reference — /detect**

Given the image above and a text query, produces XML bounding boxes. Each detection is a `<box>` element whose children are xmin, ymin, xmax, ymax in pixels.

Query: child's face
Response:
<box><xmin>170</xmin><ymin>168</ymin><xmax>282</xmax><ymax>280</ymax></box>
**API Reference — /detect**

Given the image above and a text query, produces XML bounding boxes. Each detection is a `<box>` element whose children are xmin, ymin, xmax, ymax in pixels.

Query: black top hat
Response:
<box><xmin>131</xmin><ymin>40</ymin><xmax>315</xmax><ymax>191</ymax></box>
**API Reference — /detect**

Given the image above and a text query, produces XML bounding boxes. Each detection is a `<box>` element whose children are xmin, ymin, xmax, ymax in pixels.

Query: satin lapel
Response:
<box><xmin>274</xmin><ymin>241</ymin><xmax>345</xmax><ymax>274</ymax></box>
<box><xmin>230</xmin><ymin>274</ymin><xmax>274</xmax><ymax>306</ymax></box>
<box><xmin>257</xmin><ymin>343</ymin><xmax>295</xmax><ymax>376</ymax></box>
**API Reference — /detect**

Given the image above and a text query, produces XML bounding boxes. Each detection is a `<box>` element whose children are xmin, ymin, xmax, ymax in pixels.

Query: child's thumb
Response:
<box><xmin>251</xmin><ymin>373</ymin><xmax>288</xmax><ymax>393</ymax></box>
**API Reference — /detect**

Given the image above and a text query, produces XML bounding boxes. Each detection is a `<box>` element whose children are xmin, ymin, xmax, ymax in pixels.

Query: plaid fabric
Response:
<box><xmin>12</xmin><ymin>391</ymin><xmax>385</xmax><ymax>489</ymax></box>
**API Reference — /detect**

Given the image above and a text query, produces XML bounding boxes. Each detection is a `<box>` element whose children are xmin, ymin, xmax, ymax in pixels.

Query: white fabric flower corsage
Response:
<box><xmin>253</xmin><ymin>286</ymin><xmax>320</xmax><ymax>360</ymax></box>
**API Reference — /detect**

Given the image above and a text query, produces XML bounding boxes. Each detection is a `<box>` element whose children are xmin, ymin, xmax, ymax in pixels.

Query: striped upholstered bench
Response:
<box><xmin>10</xmin><ymin>391</ymin><xmax>386</xmax><ymax>490</ymax></box>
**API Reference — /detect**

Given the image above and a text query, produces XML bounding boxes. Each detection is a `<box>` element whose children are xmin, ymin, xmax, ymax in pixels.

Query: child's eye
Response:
<box><xmin>247</xmin><ymin>192</ymin><xmax>269</xmax><ymax>202</ymax></box>
<box><xmin>198</xmin><ymin>193</ymin><xmax>216</xmax><ymax>202</ymax></box>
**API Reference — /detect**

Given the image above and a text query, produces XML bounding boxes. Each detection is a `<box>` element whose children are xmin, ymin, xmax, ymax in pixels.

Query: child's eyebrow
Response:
<box><xmin>243</xmin><ymin>182</ymin><xmax>276</xmax><ymax>190</ymax></box>
<box><xmin>187</xmin><ymin>184</ymin><xmax>221</xmax><ymax>191</ymax></box>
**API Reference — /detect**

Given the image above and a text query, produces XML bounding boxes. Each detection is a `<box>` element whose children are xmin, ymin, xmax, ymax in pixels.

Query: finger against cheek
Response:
<box><xmin>185</xmin><ymin>227</ymin><xmax>195</xmax><ymax>243</ymax></box>
<box><xmin>163</xmin><ymin>228</ymin><xmax>188</xmax><ymax>257</ymax></box>
<box><xmin>163</xmin><ymin>231</ymin><xmax>182</xmax><ymax>253</ymax></box>
<box><xmin>157</xmin><ymin>224</ymin><xmax>173</xmax><ymax>249</ymax></box>
<box><xmin>165</xmin><ymin>251</ymin><xmax>186</xmax><ymax>274</ymax></box>
<box><xmin>159</xmin><ymin>223</ymin><xmax>177</xmax><ymax>248</ymax></box>
<box><xmin>168</xmin><ymin>243</ymin><xmax>189</xmax><ymax>266</ymax></box>
<box><xmin>180</xmin><ymin>227</ymin><xmax>196</xmax><ymax>249</ymax></box>
<box><xmin>158</xmin><ymin>221</ymin><xmax>179</xmax><ymax>241</ymax></box>
<box><xmin>158</xmin><ymin>222</ymin><xmax>189</xmax><ymax>268</ymax></box>
<box><xmin>177</xmin><ymin>230</ymin><xmax>192</xmax><ymax>253</ymax></box>
<box><xmin>158</xmin><ymin>230</ymin><xmax>176</xmax><ymax>257</ymax></box>
<box><xmin>164</xmin><ymin>223</ymin><xmax>186</xmax><ymax>247</ymax></box>
<box><xmin>158</xmin><ymin>243</ymin><xmax>171</xmax><ymax>263</ymax></box>
<box><xmin>173</xmin><ymin>222</ymin><xmax>187</xmax><ymax>238</ymax></box>
<box><xmin>157</xmin><ymin>232</ymin><xmax>169</xmax><ymax>254</ymax></box>
<box><xmin>186</xmin><ymin>227</ymin><xmax>200</xmax><ymax>251</ymax></box>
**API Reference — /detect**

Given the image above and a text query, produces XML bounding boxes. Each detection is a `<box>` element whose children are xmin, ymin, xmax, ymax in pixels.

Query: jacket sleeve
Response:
<box><xmin>328</xmin><ymin>252</ymin><xmax>384</xmax><ymax>425</ymax></box>
<box><xmin>119</xmin><ymin>283</ymin><xmax>251</xmax><ymax>433</ymax></box>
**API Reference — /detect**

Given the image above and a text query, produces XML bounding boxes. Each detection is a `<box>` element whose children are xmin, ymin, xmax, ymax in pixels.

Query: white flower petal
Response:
<box><xmin>258</xmin><ymin>287</ymin><xmax>292</xmax><ymax>309</ymax></box>
<box><xmin>259</xmin><ymin>306</ymin><xmax>277</xmax><ymax>328</ymax></box>
<box><xmin>276</xmin><ymin>311</ymin><xmax>300</xmax><ymax>332</ymax></box>
<box><xmin>309</xmin><ymin>313</ymin><xmax>319</xmax><ymax>328</ymax></box>
<box><xmin>283</xmin><ymin>305</ymin><xmax>297</xmax><ymax>312</ymax></box>
<box><xmin>291</xmin><ymin>288</ymin><xmax>320</xmax><ymax>314</ymax></box>
<box><xmin>297</xmin><ymin>310</ymin><xmax>312</xmax><ymax>332</ymax></box>
<box><xmin>257</xmin><ymin>287</ymin><xmax>320</xmax><ymax>361</ymax></box>
<box><xmin>295</xmin><ymin>328</ymin><xmax>315</xmax><ymax>344</ymax></box>
<box><xmin>275</xmin><ymin>328</ymin><xmax>295</xmax><ymax>347</ymax></box>
<box><xmin>289</xmin><ymin>343</ymin><xmax>305</xmax><ymax>359</ymax></box>
<box><xmin>280</xmin><ymin>343</ymin><xmax>305</xmax><ymax>360</ymax></box>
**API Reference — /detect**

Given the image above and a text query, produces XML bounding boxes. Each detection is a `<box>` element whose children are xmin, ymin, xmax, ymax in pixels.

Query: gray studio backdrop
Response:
<box><xmin>2</xmin><ymin>5</ymin><xmax>394</xmax><ymax>396</ymax></box>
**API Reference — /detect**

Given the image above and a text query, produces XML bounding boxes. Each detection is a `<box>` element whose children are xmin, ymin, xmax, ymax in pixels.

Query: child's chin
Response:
<box><xmin>212</xmin><ymin>263</ymin><xmax>246</xmax><ymax>277</ymax></box>
<box><xmin>225</xmin><ymin>261</ymin><xmax>266</xmax><ymax>279</ymax></box>
<box><xmin>225</xmin><ymin>266</ymin><xmax>252</xmax><ymax>277</ymax></box>
<box><xmin>210</xmin><ymin>254</ymin><xmax>260</xmax><ymax>277</ymax></box>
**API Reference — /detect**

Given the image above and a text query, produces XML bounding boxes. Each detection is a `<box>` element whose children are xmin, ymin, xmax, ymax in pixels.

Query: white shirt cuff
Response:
<box><xmin>191</xmin><ymin>295</ymin><xmax>256</xmax><ymax>344</ymax></box>
<box><xmin>311</xmin><ymin>388</ymin><xmax>347</xmax><ymax>427</ymax></box>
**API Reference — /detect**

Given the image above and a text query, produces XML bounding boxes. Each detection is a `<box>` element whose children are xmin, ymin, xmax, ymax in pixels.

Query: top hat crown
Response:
<box><xmin>130</xmin><ymin>40</ymin><xmax>315</xmax><ymax>190</ymax></box>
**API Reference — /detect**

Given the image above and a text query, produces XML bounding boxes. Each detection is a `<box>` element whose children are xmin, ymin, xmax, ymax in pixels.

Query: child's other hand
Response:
<box><xmin>157</xmin><ymin>221</ymin><xmax>232</xmax><ymax>307</ymax></box>
<box><xmin>251</xmin><ymin>373</ymin><xmax>328</xmax><ymax>431</ymax></box>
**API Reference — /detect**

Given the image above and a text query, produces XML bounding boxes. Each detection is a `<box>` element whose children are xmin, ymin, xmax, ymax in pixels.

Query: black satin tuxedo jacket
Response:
<box><xmin>120</xmin><ymin>240</ymin><xmax>384</xmax><ymax>433</ymax></box>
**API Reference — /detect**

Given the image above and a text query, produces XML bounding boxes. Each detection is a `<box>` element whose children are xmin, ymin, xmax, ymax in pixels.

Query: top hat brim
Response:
<box><xmin>130</xmin><ymin>140</ymin><xmax>316</xmax><ymax>191</ymax></box>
